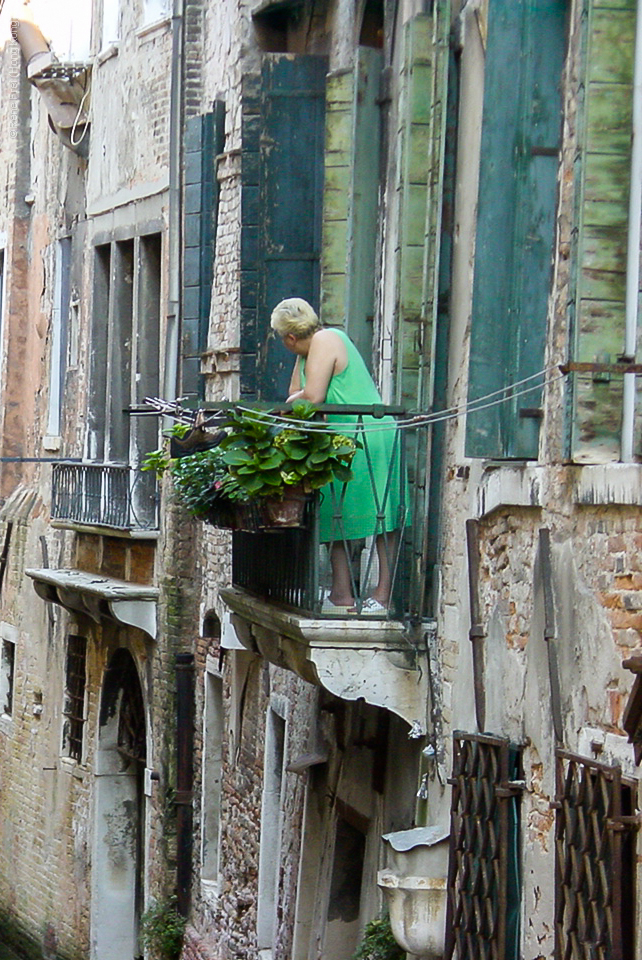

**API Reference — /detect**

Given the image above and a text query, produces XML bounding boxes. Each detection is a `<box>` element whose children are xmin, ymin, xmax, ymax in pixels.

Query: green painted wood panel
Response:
<box><xmin>466</xmin><ymin>0</ymin><xmax>567</xmax><ymax>459</ymax></box>
<box><xmin>570</xmin><ymin>0</ymin><xmax>635</xmax><ymax>460</ymax></box>
<box><xmin>320</xmin><ymin>49</ymin><xmax>382</xmax><ymax>366</ymax></box>
<box><xmin>239</xmin><ymin>56</ymin><xmax>327</xmax><ymax>401</ymax></box>
<box><xmin>320</xmin><ymin>69</ymin><xmax>352</xmax><ymax>328</ymax></box>
<box><xmin>395</xmin><ymin>7</ymin><xmax>450</xmax><ymax>410</ymax></box>
<box><xmin>182</xmin><ymin>103</ymin><xmax>225</xmax><ymax>401</ymax></box>
<box><xmin>345</xmin><ymin>46</ymin><xmax>382</xmax><ymax>364</ymax></box>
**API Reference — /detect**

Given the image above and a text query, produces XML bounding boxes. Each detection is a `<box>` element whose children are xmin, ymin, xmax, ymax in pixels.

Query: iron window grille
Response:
<box><xmin>51</xmin><ymin>461</ymin><xmax>158</xmax><ymax>531</ymax></box>
<box><xmin>63</xmin><ymin>634</ymin><xmax>87</xmax><ymax>763</ymax></box>
<box><xmin>445</xmin><ymin>732</ymin><xmax>523</xmax><ymax>960</ymax></box>
<box><xmin>554</xmin><ymin>750</ymin><xmax>638</xmax><ymax>960</ymax></box>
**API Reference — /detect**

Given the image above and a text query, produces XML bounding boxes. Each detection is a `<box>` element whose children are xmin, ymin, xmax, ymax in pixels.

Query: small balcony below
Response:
<box><xmin>51</xmin><ymin>462</ymin><xmax>158</xmax><ymax>534</ymax></box>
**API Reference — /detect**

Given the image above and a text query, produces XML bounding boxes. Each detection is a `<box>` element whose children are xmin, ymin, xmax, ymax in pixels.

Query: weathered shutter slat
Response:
<box><xmin>320</xmin><ymin>69</ymin><xmax>353</xmax><ymax>329</ymax></box>
<box><xmin>395</xmin><ymin>15</ymin><xmax>433</xmax><ymax>409</ymax></box>
<box><xmin>466</xmin><ymin>0</ymin><xmax>566</xmax><ymax>459</ymax></box>
<box><xmin>395</xmin><ymin>6</ymin><xmax>450</xmax><ymax>410</ymax></box>
<box><xmin>346</xmin><ymin>46</ymin><xmax>382</xmax><ymax>365</ymax></box>
<box><xmin>320</xmin><ymin>49</ymin><xmax>382</xmax><ymax>367</ymax></box>
<box><xmin>571</xmin><ymin>0</ymin><xmax>635</xmax><ymax>461</ymax></box>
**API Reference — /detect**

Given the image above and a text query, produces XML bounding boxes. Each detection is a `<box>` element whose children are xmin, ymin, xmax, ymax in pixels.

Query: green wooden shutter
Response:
<box><xmin>570</xmin><ymin>0</ymin><xmax>635</xmax><ymax>461</ymax></box>
<box><xmin>240</xmin><ymin>55</ymin><xmax>327</xmax><ymax>402</ymax></box>
<box><xmin>320</xmin><ymin>48</ymin><xmax>382</xmax><ymax>367</ymax></box>
<box><xmin>182</xmin><ymin>103</ymin><xmax>225</xmax><ymax>401</ymax></box>
<box><xmin>321</xmin><ymin>68</ymin><xmax>352</xmax><ymax>331</ymax></box>
<box><xmin>394</xmin><ymin>6</ymin><xmax>450</xmax><ymax>410</ymax></box>
<box><xmin>465</xmin><ymin>0</ymin><xmax>567</xmax><ymax>459</ymax></box>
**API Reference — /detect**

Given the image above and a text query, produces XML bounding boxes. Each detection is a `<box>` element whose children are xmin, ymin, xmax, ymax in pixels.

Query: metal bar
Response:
<box><xmin>539</xmin><ymin>528</ymin><xmax>564</xmax><ymax>745</ymax></box>
<box><xmin>560</xmin><ymin>361</ymin><xmax>642</xmax><ymax>375</ymax></box>
<box><xmin>131</xmin><ymin>401</ymin><xmax>408</xmax><ymax>416</ymax></box>
<box><xmin>465</xmin><ymin>519</ymin><xmax>486</xmax><ymax>733</ymax></box>
<box><xmin>175</xmin><ymin>652</ymin><xmax>194</xmax><ymax>918</ymax></box>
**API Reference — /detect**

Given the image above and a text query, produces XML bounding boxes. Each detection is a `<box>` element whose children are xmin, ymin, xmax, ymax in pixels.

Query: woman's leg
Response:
<box><xmin>371</xmin><ymin>530</ymin><xmax>399</xmax><ymax>606</ymax></box>
<box><xmin>328</xmin><ymin>540</ymin><xmax>356</xmax><ymax>605</ymax></box>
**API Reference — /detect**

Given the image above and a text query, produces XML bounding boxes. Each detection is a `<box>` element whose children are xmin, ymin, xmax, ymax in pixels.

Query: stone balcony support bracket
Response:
<box><xmin>26</xmin><ymin>568</ymin><xmax>159</xmax><ymax>639</ymax></box>
<box><xmin>221</xmin><ymin>587</ymin><xmax>430</xmax><ymax>735</ymax></box>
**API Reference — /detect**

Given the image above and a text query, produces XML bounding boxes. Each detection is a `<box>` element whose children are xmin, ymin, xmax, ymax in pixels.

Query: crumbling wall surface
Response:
<box><xmin>185</xmin><ymin>652</ymin><xmax>317</xmax><ymax>960</ymax></box>
<box><xmin>86</xmin><ymin>8</ymin><xmax>171</xmax><ymax>209</ymax></box>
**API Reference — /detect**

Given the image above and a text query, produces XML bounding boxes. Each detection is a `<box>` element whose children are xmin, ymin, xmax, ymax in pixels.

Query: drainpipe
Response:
<box><xmin>175</xmin><ymin>652</ymin><xmax>195</xmax><ymax>917</ymax></box>
<box><xmin>165</xmin><ymin>0</ymin><xmax>185</xmax><ymax>405</ymax></box>
<box><xmin>623</xmin><ymin>0</ymin><xmax>642</xmax><ymax>461</ymax></box>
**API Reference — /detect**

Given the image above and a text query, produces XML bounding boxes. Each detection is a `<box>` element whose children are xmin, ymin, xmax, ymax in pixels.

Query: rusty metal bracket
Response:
<box><xmin>560</xmin><ymin>361</ymin><xmax>642</xmax><ymax>376</ymax></box>
<box><xmin>539</xmin><ymin>528</ymin><xmax>563</xmax><ymax>745</ymax></box>
<box><xmin>466</xmin><ymin>519</ymin><xmax>486</xmax><ymax>733</ymax></box>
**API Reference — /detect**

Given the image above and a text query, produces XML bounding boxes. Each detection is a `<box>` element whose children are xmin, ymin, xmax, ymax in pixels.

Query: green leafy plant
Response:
<box><xmin>219</xmin><ymin>400</ymin><xmax>357</xmax><ymax>501</ymax></box>
<box><xmin>140</xmin><ymin>897</ymin><xmax>186</xmax><ymax>960</ymax></box>
<box><xmin>142</xmin><ymin>401</ymin><xmax>357</xmax><ymax>526</ymax></box>
<box><xmin>352</xmin><ymin>915</ymin><xmax>405</xmax><ymax>960</ymax></box>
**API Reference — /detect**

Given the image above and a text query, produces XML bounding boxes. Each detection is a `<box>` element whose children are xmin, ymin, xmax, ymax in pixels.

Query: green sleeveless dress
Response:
<box><xmin>299</xmin><ymin>329</ymin><xmax>406</xmax><ymax>542</ymax></box>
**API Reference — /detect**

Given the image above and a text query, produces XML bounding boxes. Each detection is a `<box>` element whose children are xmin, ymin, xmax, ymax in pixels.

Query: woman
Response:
<box><xmin>270</xmin><ymin>297</ymin><xmax>406</xmax><ymax>614</ymax></box>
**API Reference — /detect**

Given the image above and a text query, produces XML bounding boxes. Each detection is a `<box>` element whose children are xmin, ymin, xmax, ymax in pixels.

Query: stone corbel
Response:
<box><xmin>26</xmin><ymin>568</ymin><xmax>158</xmax><ymax>639</ymax></box>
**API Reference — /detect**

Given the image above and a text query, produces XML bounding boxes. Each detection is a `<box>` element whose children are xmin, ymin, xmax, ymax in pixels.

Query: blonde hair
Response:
<box><xmin>270</xmin><ymin>298</ymin><xmax>322</xmax><ymax>340</ymax></box>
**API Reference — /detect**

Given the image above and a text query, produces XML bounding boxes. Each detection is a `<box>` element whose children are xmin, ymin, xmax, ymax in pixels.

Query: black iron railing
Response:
<box><xmin>231</xmin><ymin>408</ymin><xmax>419</xmax><ymax>621</ymax></box>
<box><xmin>51</xmin><ymin>462</ymin><xmax>158</xmax><ymax>531</ymax></box>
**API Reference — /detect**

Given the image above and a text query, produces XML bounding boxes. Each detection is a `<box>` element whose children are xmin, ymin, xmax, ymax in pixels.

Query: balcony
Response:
<box><xmin>219</xmin><ymin>406</ymin><xmax>432</xmax><ymax>734</ymax></box>
<box><xmin>51</xmin><ymin>462</ymin><xmax>158</xmax><ymax>533</ymax></box>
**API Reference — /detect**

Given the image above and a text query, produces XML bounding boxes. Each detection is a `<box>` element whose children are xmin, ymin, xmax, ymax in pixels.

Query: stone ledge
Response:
<box><xmin>572</xmin><ymin>463</ymin><xmax>642</xmax><ymax>506</ymax></box>
<box><xmin>26</xmin><ymin>568</ymin><xmax>158</xmax><ymax>639</ymax></box>
<box><xmin>221</xmin><ymin>587</ymin><xmax>430</xmax><ymax>734</ymax></box>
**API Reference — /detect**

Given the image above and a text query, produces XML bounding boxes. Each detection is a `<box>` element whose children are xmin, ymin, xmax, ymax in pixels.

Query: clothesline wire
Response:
<box><xmin>146</xmin><ymin>364</ymin><xmax>566</xmax><ymax>436</ymax></box>
<box><xmin>232</xmin><ymin>366</ymin><xmax>564</xmax><ymax>435</ymax></box>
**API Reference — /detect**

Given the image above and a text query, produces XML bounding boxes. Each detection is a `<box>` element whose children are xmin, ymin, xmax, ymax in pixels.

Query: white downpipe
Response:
<box><xmin>623</xmin><ymin>0</ymin><xmax>642</xmax><ymax>460</ymax></box>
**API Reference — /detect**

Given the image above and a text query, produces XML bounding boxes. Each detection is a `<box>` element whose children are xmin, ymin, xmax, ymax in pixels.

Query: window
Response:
<box><xmin>88</xmin><ymin>232</ymin><xmax>161</xmax><ymax>465</ymax></box>
<box><xmin>62</xmin><ymin>635</ymin><xmax>87</xmax><ymax>762</ymax></box>
<box><xmin>201</xmin><ymin>669</ymin><xmax>223</xmax><ymax>888</ymax></box>
<box><xmin>257</xmin><ymin>706</ymin><xmax>287</xmax><ymax>950</ymax></box>
<box><xmin>46</xmin><ymin>237</ymin><xmax>71</xmax><ymax>439</ymax></box>
<box><xmin>101</xmin><ymin>0</ymin><xmax>120</xmax><ymax>48</ymax></box>
<box><xmin>465</xmin><ymin>0</ymin><xmax>567</xmax><ymax>459</ymax></box>
<box><xmin>324</xmin><ymin>808</ymin><xmax>367</xmax><ymax>959</ymax></box>
<box><xmin>143</xmin><ymin>0</ymin><xmax>171</xmax><ymax>26</ymax></box>
<box><xmin>555</xmin><ymin>750</ymin><xmax>637</xmax><ymax>960</ymax></box>
<box><xmin>445</xmin><ymin>733</ymin><xmax>522</xmax><ymax>960</ymax></box>
<box><xmin>1</xmin><ymin>636</ymin><xmax>15</xmax><ymax>718</ymax></box>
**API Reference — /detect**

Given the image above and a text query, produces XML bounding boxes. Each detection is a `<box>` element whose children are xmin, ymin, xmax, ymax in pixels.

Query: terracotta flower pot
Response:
<box><xmin>259</xmin><ymin>487</ymin><xmax>308</xmax><ymax>528</ymax></box>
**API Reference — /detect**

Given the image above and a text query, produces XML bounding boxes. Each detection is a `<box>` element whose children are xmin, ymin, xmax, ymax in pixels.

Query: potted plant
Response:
<box><xmin>143</xmin><ymin>402</ymin><xmax>357</xmax><ymax>530</ymax></box>
<box><xmin>219</xmin><ymin>400</ymin><xmax>357</xmax><ymax>527</ymax></box>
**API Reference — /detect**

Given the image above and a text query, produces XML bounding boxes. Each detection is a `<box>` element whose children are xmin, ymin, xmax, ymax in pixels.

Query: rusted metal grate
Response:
<box><xmin>554</xmin><ymin>750</ymin><xmax>638</xmax><ymax>960</ymax></box>
<box><xmin>445</xmin><ymin>732</ymin><xmax>522</xmax><ymax>960</ymax></box>
<box><xmin>63</xmin><ymin>635</ymin><xmax>87</xmax><ymax>763</ymax></box>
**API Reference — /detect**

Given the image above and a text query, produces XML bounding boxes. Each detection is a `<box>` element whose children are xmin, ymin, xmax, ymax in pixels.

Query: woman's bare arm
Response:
<box><xmin>288</xmin><ymin>359</ymin><xmax>301</xmax><ymax>398</ymax></box>
<box><xmin>295</xmin><ymin>330</ymin><xmax>346</xmax><ymax>404</ymax></box>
